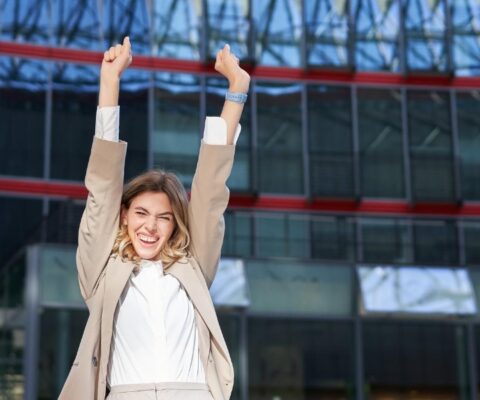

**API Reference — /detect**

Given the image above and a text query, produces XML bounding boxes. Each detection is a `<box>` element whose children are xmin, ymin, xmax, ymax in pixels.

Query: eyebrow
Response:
<box><xmin>134</xmin><ymin>207</ymin><xmax>174</xmax><ymax>217</ymax></box>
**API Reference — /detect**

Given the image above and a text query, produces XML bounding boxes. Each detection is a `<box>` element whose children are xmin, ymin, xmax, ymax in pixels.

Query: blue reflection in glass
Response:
<box><xmin>151</xmin><ymin>0</ymin><xmax>201</xmax><ymax>59</ymax></box>
<box><xmin>305</xmin><ymin>0</ymin><xmax>349</xmax><ymax>67</ymax></box>
<box><xmin>353</xmin><ymin>0</ymin><xmax>400</xmax><ymax>71</ymax></box>
<box><xmin>253</xmin><ymin>0</ymin><xmax>301</xmax><ymax>67</ymax></box>
<box><xmin>52</xmin><ymin>63</ymin><xmax>98</xmax><ymax>92</ymax></box>
<box><xmin>405</xmin><ymin>0</ymin><xmax>447</xmax><ymax>71</ymax></box>
<box><xmin>103</xmin><ymin>0</ymin><xmax>150</xmax><ymax>55</ymax></box>
<box><xmin>358</xmin><ymin>265</ymin><xmax>477</xmax><ymax>315</ymax></box>
<box><xmin>0</xmin><ymin>57</ymin><xmax>49</xmax><ymax>91</ymax></box>
<box><xmin>0</xmin><ymin>0</ymin><xmax>50</xmax><ymax>43</ymax></box>
<box><xmin>206</xmin><ymin>0</ymin><xmax>250</xmax><ymax>60</ymax></box>
<box><xmin>452</xmin><ymin>0</ymin><xmax>480</xmax><ymax>76</ymax></box>
<box><xmin>52</xmin><ymin>0</ymin><xmax>101</xmax><ymax>50</ymax></box>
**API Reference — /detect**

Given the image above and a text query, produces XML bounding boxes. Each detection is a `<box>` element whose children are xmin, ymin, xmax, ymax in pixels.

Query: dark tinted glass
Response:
<box><xmin>249</xmin><ymin>319</ymin><xmax>355</xmax><ymax>400</ymax></box>
<box><xmin>0</xmin><ymin>196</ymin><xmax>43</xmax><ymax>265</ymax></box>
<box><xmin>256</xmin><ymin>82</ymin><xmax>303</xmax><ymax>194</ymax></box>
<box><xmin>153</xmin><ymin>72</ymin><xmax>200</xmax><ymax>187</ymax></box>
<box><xmin>414</xmin><ymin>220</ymin><xmax>458</xmax><ymax>265</ymax></box>
<box><xmin>462</xmin><ymin>221</ymin><xmax>480</xmax><ymax>265</ymax></box>
<box><xmin>308</xmin><ymin>85</ymin><xmax>353</xmax><ymax>198</ymax></box>
<box><xmin>0</xmin><ymin>57</ymin><xmax>47</xmax><ymax>177</ymax></box>
<box><xmin>408</xmin><ymin>90</ymin><xmax>454</xmax><ymax>201</ymax></box>
<box><xmin>223</xmin><ymin>212</ymin><xmax>252</xmax><ymax>258</ymax></box>
<box><xmin>361</xmin><ymin>218</ymin><xmax>412</xmax><ymax>264</ymax></box>
<box><xmin>51</xmin><ymin>63</ymin><xmax>98</xmax><ymax>181</ymax></box>
<box><xmin>364</xmin><ymin>321</ymin><xmax>470</xmax><ymax>399</ymax></box>
<box><xmin>311</xmin><ymin>215</ymin><xmax>355</xmax><ymax>261</ymax></box>
<box><xmin>119</xmin><ymin>69</ymin><xmax>149</xmax><ymax>180</ymax></box>
<box><xmin>457</xmin><ymin>91</ymin><xmax>480</xmax><ymax>200</ymax></box>
<box><xmin>358</xmin><ymin>88</ymin><xmax>404</xmax><ymax>198</ymax></box>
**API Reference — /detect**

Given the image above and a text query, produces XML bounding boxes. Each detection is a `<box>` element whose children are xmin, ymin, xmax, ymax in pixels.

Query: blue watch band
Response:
<box><xmin>226</xmin><ymin>91</ymin><xmax>248</xmax><ymax>104</ymax></box>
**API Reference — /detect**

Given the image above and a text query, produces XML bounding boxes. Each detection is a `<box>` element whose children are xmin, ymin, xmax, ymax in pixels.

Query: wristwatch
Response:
<box><xmin>225</xmin><ymin>91</ymin><xmax>248</xmax><ymax>104</ymax></box>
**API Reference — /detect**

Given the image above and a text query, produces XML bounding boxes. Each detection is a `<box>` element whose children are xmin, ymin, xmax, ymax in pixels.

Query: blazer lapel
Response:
<box><xmin>167</xmin><ymin>260</ymin><xmax>230</xmax><ymax>362</ymax></box>
<box><xmin>100</xmin><ymin>256</ymin><xmax>135</xmax><ymax>380</ymax></box>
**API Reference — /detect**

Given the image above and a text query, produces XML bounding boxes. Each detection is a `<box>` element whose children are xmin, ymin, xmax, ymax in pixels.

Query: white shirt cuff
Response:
<box><xmin>95</xmin><ymin>106</ymin><xmax>120</xmax><ymax>142</ymax></box>
<box><xmin>203</xmin><ymin>117</ymin><xmax>241</xmax><ymax>145</ymax></box>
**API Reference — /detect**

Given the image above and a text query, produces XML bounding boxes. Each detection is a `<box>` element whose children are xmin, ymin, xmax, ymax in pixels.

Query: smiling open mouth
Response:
<box><xmin>137</xmin><ymin>234</ymin><xmax>159</xmax><ymax>246</ymax></box>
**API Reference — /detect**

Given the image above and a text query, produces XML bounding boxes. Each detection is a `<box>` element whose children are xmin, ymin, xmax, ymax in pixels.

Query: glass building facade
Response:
<box><xmin>1</xmin><ymin>1</ymin><xmax>480</xmax><ymax>399</ymax></box>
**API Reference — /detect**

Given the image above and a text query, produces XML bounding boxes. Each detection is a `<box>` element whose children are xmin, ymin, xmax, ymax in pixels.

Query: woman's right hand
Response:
<box><xmin>101</xmin><ymin>36</ymin><xmax>132</xmax><ymax>82</ymax></box>
<box><xmin>99</xmin><ymin>37</ymin><xmax>132</xmax><ymax>107</ymax></box>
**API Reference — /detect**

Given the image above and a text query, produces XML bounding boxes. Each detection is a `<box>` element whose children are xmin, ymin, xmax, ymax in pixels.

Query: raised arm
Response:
<box><xmin>188</xmin><ymin>45</ymin><xmax>250</xmax><ymax>286</ymax></box>
<box><xmin>76</xmin><ymin>38</ymin><xmax>132</xmax><ymax>300</ymax></box>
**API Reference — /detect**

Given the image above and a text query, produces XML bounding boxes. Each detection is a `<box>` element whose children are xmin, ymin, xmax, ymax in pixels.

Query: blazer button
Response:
<box><xmin>92</xmin><ymin>356</ymin><xmax>98</xmax><ymax>367</ymax></box>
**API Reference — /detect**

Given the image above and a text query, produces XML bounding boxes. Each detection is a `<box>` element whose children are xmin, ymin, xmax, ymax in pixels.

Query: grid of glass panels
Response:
<box><xmin>3</xmin><ymin>0</ymin><xmax>480</xmax><ymax>74</ymax></box>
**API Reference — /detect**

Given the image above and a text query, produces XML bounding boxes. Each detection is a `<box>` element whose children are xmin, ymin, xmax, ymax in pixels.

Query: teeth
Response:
<box><xmin>138</xmin><ymin>234</ymin><xmax>157</xmax><ymax>243</ymax></box>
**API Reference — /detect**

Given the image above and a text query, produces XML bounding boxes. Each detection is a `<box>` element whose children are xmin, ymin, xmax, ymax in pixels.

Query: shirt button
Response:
<box><xmin>92</xmin><ymin>356</ymin><xmax>98</xmax><ymax>367</ymax></box>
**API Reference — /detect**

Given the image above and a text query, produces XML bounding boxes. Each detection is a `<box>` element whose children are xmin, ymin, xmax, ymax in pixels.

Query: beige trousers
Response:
<box><xmin>106</xmin><ymin>382</ymin><xmax>214</xmax><ymax>400</ymax></box>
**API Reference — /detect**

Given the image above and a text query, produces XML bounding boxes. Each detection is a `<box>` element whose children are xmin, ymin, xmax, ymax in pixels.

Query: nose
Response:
<box><xmin>145</xmin><ymin>216</ymin><xmax>157</xmax><ymax>232</ymax></box>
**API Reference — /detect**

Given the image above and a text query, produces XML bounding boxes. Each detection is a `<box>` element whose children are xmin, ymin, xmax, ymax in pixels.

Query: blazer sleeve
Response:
<box><xmin>76</xmin><ymin>137</ymin><xmax>127</xmax><ymax>300</ymax></box>
<box><xmin>188</xmin><ymin>140</ymin><xmax>235</xmax><ymax>287</ymax></box>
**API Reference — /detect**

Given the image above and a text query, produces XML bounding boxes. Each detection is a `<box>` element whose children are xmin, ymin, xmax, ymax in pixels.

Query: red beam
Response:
<box><xmin>1</xmin><ymin>41</ymin><xmax>480</xmax><ymax>88</ymax></box>
<box><xmin>3</xmin><ymin>177</ymin><xmax>480</xmax><ymax>218</ymax></box>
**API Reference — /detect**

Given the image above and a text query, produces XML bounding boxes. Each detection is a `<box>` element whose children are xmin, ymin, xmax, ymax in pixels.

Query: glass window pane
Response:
<box><xmin>39</xmin><ymin>309</ymin><xmax>88</xmax><ymax>398</ymax></box>
<box><xmin>305</xmin><ymin>0</ymin><xmax>349</xmax><ymax>67</ymax></box>
<box><xmin>116</xmin><ymin>69</ymin><xmax>149</xmax><ymax>180</ymax></box>
<box><xmin>52</xmin><ymin>0</ymin><xmax>101</xmax><ymax>50</ymax></box>
<box><xmin>253</xmin><ymin>0</ymin><xmax>301</xmax><ymax>67</ymax></box>
<box><xmin>246</xmin><ymin>260</ymin><xmax>352</xmax><ymax>315</ymax></box>
<box><xmin>358</xmin><ymin>88</ymin><xmax>404</xmax><ymax>197</ymax></box>
<box><xmin>0</xmin><ymin>196</ymin><xmax>43</xmax><ymax>265</ymax></box>
<box><xmin>414</xmin><ymin>220</ymin><xmax>458</xmax><ymax>265</ymax></box>
<box><xmin>0</xmin><ymin>57</ymin><xmax>47</xmax><ymax>177</ymax></box>
<box><xmin>218</xmin><ymin>314</ymin><xmax>241</xmax><ymax>400</ymax></box>
<box><xmin>206</xmin><ymin>77</ymin><xmax>251</xmax><ymax>191</ymax></box>
<box><xmin>358</xmin><ymin>265</ymin><xmax>476</xmax><ymax>314</ymax></box>
<box><xmin>452</xmin><ymin>1</ymin><xmax>480</xmax><ymax>76</ymax></box>
<box><xmin>255</xmin><ymin>213</ymin><xmax>310</xmax><ymax>258</ymax></box>
<box><xmin>462</xmin><ymin>221</ymin><xmax>480</xmax><ymax>265</ymax></box>
<box><xmin>223</xmin><ymin>211</ymin><xmax>253</xmax><ymax>258</ymax></box>
<box><xmin>205</xmin><ymin>0</ymin><xmax>250</xmax><ymax>61</ymax></box>
<box><xmin>364</xmin><ymin>322</ymin><xmax>470</xmax><ymax>399</ymax></box>
<box><xmin>408</xmin><ymin>90</ymin><xmax>454</xmax><ymax>201</ymax></box>
<box><xmin>361</xmin><ymin>218</ymin><xmax>412</xmax><ymax>264</ymax></box>
<box><xmin>51</xmin><ymin>63</ymin><xmax>98</xmax><ymax>181</ymax></box>
<box><xmin>256</xmin><ymin>82</ymin><xmax>303</xmax><ymax>194</ymax></box>
<box><xmin>153</xmin><ymin>72</ymin><xmax>200</xmax><ymax>187</ymax></box>
<box><xmin>458</xmin><ymin>91</ymin><xmax>480</xmax><ymax>200</ymax></box>
<box><xmin>311</xmin><ymin>215</ymin><xmax>355</xmax><ymax>261</ymax></box>
<box><xmin>405</xmin><ymin>0</ymin><xmax>448</xmax><ymax>72</ymax></box>
<box><xmin>249</xmin><ymin>319</ymin><xmax>355</xmax><ymax>399</ymax></box>
<box><xmin>103</xmin><ymin>0</ymin><xmax>150</xmax><ymax>54</ymax></box>
<box><xmin>0</xmin><ymin>0</ymin><xmax>50</xmax><ymax>44</ymax></box>
<box><xmin>152</xmin><ymin>0</ymin><xmax>201</xmax><ymax>59</ymax></box>
<box><xmin>353</xmin><ymin>0</ymin><xmax>400</xmax><ymax>71</ymax></box>
<box><xmin>308</xmin><ymin>85</ymin><xmax>353</xmax><ymax>198</ymax></box>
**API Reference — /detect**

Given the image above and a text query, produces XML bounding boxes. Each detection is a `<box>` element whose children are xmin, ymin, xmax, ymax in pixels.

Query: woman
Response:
<box><xmin>59</xmin><ymin>37</ymin><xmax>250</xmax><ymax>400</ymax></box>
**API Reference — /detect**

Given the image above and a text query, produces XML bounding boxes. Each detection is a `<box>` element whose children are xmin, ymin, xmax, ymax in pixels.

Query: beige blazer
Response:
<box><xmin>59</xmin><ymin>137</ymin><xmax>235</xmax><ymax>400</ymax></box>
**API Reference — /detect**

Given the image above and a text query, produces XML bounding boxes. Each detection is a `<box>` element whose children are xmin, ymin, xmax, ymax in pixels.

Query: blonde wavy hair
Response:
<box><xmin>111</xmin><ymin>170</ymin><xmax>190</xmax><ymax>269</ymax></box>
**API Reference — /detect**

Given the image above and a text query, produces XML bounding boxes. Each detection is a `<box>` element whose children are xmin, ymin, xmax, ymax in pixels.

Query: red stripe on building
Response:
<box><xmin>2</xmin><ymin>41</ymin><xmax>480</xmax><ymax>88</ymax></box>
<box><xmin>3</xmin><ymin>177</ymin><xmax>480</xmax><ymax>217</ymax></box>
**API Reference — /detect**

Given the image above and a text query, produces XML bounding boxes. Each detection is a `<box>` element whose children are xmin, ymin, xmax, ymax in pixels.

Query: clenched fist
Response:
<box><xmin>101</xmin><ymin>36</ymin><xmax>133</xmax><ymax>82</ymax></box>
<box><xmin>215</xmin><ymin>44</ymin><xmax>250</xmax><ymax>93</ymax></box>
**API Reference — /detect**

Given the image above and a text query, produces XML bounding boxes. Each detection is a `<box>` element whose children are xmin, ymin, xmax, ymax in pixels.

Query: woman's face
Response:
<box><xmin>121</xmin><ymin>191</ymin><xmax>175</xmax><ymax>260</ymax></box>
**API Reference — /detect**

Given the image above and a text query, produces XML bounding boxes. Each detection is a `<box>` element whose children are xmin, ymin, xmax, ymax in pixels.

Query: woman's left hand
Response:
<box><xmin>214</xmin><ymin>44</ymin><xmax>250</xmax><ymax>93</ymax></box>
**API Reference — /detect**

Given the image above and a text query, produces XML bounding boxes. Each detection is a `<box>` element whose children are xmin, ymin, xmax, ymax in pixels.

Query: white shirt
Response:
<box><xmin>94</xmin><ymin>106</ymin><xmax>240</xmax><ymax>387</ymax></box>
